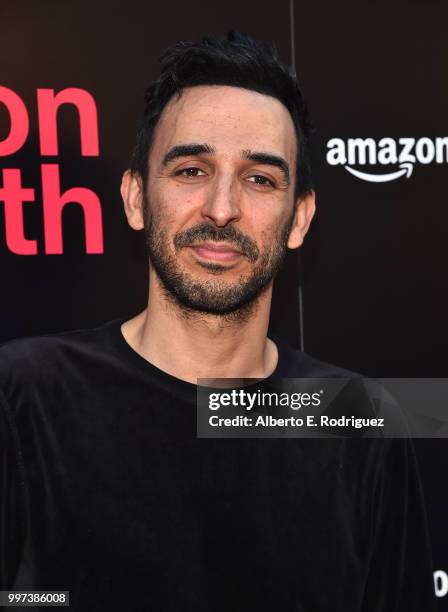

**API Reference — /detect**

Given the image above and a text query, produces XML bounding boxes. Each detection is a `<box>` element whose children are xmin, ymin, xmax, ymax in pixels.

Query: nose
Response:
<box><xmin>200</xmin><ymin>172</ymin><xmax>241</xmax><ymax>227</ymax></box>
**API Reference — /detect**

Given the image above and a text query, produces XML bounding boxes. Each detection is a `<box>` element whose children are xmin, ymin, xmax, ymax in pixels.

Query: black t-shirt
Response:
<box><xmin>0</xmin><ymin>318</ymin><xmax>436</xmax><ymax>611</ymax></box>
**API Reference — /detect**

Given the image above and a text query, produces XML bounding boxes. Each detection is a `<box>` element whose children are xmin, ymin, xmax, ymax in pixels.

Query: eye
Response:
<box><xmin>174</xmin><ymin>167</ymin><xmax>207</xmax><ymax>178</ymax></box>
<box><xmin>247</xmin><ymin>175</ymin><xmax>275</xmax><ymax>187</ymax></box>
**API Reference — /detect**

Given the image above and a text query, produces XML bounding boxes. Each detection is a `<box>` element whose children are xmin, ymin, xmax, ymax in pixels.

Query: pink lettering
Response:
<box><xmin>0</xmin><ymin>168</ymin><xmax>37</xmax><ymax>255</ymax></box>
<box><xmin>41</xmin><ymin>164</ymin><xmax>103</xmax><ymax>254</ymax></box>
<box><xmin>0</xmin><ymin>86</ymin><xmax>29</xmax><ymax>156</ymax></box>
<box><xmin>37</xmin><ymin>88</ymin><xmax>99</xmax><ymax>156</ymax></box>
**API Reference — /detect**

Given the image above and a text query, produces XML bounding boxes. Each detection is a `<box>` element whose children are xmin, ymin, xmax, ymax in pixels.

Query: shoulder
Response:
<box><xmin>271</xmin><ymin>333</ymin><xmax>358</xmax><ymax>378</ymax></box>
<box><xmin>0</xmin><ymin>323</ymin><xmax>106</xmax><ymax>369</ymax></box>
<box><xmin>0</xmin><ymin>319</ymin><xmax>120</xmax><ymax>404</ymax></box>
<box><xmin>272</xmin><ymin>335</ymin><xmax>410</xmax><ymax>437</ymax></box>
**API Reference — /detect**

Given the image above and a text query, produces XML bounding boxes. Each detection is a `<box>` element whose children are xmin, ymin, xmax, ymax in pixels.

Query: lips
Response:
<box><xmin>190</xmin><ymin>242</ymin><xmax>242</xmax><ymax>262</ymax></box>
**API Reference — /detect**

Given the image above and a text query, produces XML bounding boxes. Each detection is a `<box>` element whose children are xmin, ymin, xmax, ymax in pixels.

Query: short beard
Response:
<box><xmin>143</xmin><ymin>196</ymin><xmax>295</xmax><ymax>323</ymax></box>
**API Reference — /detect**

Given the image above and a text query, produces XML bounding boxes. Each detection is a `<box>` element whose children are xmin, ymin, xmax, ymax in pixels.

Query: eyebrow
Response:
<box><xmin>161</xmin><ymin>143</ymin><xmax>290</xmax><ymax>185</ymax></box>
<box><xmin>161</xmin><ymin>143</ymin><xmax>216</xmax><ymax>166</ymax></box>
<box><xmin>242</xmin><ymin>149</ymin><xmax>290</xmax><ymax>184</ymax></box>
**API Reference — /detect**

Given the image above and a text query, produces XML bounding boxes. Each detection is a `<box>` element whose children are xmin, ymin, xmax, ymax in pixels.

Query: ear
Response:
<box><xmin>120</xmin><ymin>170</ymin><xmax>145</xmax><ymax>230</ymax></box>
<box><xmin>287</xmin><ymin>190</ymin><xmax>316</xmax><ymax>249</ymax></box>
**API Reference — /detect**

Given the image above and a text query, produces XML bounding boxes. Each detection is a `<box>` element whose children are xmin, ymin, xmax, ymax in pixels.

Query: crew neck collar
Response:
<box><xmin>103</xmin><ymin>316</ymin><xmax>289</xmax><ymax>404</ymax></box>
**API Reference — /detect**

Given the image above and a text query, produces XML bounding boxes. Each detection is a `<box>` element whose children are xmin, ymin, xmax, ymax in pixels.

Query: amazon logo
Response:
<box><xmin>326</xmin><ymin>137</ymin><xmax>448</xmax><ymax>183</ymax></box>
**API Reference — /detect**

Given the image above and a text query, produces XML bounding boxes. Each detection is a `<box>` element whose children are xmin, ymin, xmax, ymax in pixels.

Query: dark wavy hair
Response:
<box><xmin>130</xmin><ymin>31</ymin><xmax>314</xmax><ymax>200</ymax></box>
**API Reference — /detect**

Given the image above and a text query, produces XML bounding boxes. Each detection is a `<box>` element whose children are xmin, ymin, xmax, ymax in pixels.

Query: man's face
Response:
<box><xmin>135</xmin><ymin>85</ymin><xmax>311</xmax><ymax>317</ymax></box>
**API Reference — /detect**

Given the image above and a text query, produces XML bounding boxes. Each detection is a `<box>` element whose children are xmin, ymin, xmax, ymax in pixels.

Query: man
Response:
<box><xmin>0</xmin><ymin>32</ymin><xmax>436</xmax><ymax>611</ymax></box>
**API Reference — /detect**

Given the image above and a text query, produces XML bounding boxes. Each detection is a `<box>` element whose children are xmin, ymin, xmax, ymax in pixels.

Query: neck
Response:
<box><xmin>121</xmin><ymin>275</ymin><xmax>278</xmax><ymax>385</ymax></box>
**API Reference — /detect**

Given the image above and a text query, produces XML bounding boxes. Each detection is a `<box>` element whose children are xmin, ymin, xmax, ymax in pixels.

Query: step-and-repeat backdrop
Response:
<box><xmin>1</xmin><ymin>0</ymin><xmax>446</xmax><ymax>607</ymax></box>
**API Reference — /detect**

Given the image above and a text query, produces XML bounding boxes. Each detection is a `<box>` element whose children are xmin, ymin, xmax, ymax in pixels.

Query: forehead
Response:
<box><xmin>151</xmin><ymin>85</ymin><xmax>297</xmax><ymax>162</ymax></box>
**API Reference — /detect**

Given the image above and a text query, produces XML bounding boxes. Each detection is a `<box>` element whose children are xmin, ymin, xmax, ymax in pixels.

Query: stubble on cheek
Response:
<box><xmin>141</xmin><ymin>188</ymin><xmax>294</xmax><ymax>321</ymax></box>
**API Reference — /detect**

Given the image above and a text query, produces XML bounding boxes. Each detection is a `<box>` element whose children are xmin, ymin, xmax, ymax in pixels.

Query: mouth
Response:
<box><xmin>189</xmin><ymin>242</ymin><xmax>243</xmax><ymax>262</ymax></box>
